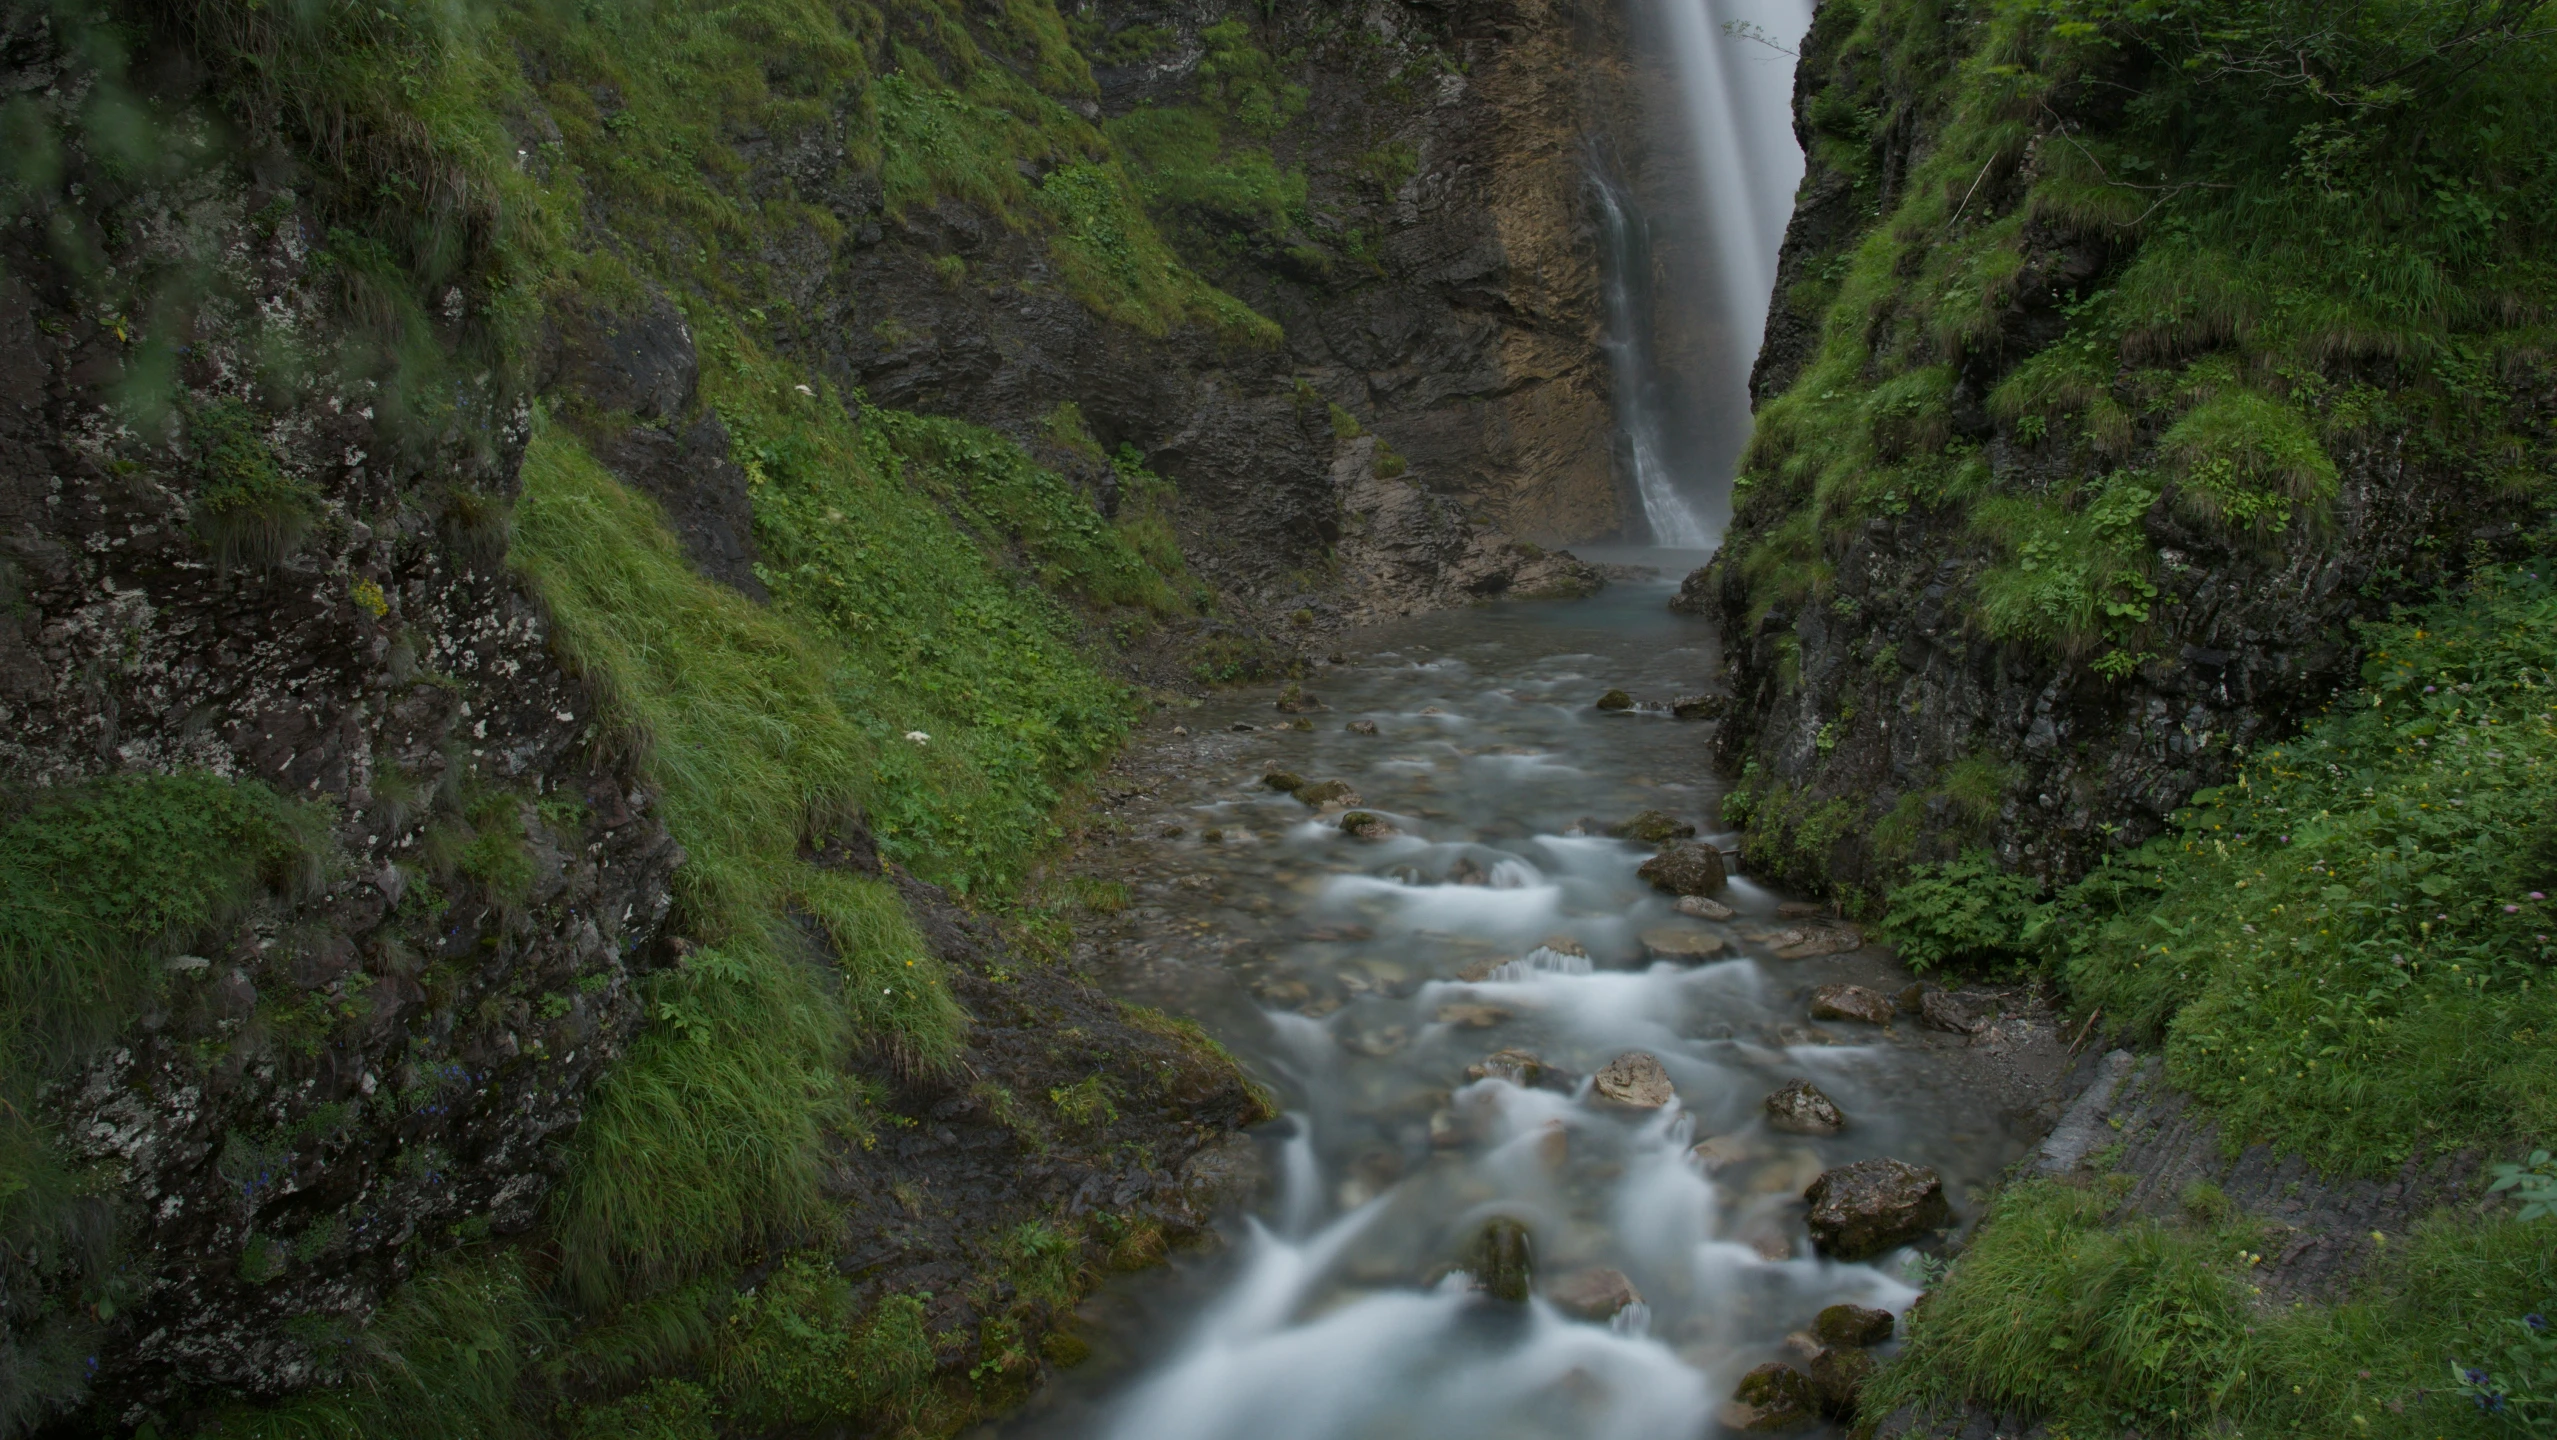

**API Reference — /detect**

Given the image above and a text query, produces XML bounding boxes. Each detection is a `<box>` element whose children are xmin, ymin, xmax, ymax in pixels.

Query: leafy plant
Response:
<box><xmin>2493</xmin><ymin>1151</ymin><xmax>2557</xmax><ymax>1223</ymax></box>
<box><xmin>1879</xmin><ymin>849</ymin><xmax>2044</xmax><ymax>971</ymax></box>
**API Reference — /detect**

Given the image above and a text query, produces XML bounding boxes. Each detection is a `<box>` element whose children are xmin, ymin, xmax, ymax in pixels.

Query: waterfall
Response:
<box><xmin>1603</xmin><ymin>0</ymin><xmax>1813</xmax><ymax>548</ymax></box>
<box><xmin>1592</xmin><ymin>171</ymin><xmax>1713</xmax><ymax>549</ymax></box>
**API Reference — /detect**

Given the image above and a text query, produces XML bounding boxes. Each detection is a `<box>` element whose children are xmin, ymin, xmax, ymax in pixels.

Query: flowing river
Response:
<box><xmin>994</xmin><ymin>560</ymin><xmax>2055</xmax><ymax>1440</ymax></box>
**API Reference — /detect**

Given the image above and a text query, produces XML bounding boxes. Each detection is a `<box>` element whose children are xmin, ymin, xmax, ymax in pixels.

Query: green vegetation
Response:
<box><xmin>1867</xmin><ymin>1178</ymin><xmax>2557</xmax><ymax>1438</ymax></box>
<box><xmin>1726</xmin><ymin>0</ymin><xmax>2557</xmax><ymax>730</ymax></box>
<box><xmin>1865</xmin><ymin>561</ymin><xmax>2557</xmax><ymax>1434</ymax></box>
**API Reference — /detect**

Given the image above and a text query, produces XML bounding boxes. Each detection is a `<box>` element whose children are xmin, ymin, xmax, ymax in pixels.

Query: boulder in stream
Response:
<box><xmin>1721</xmin><ymin>1362</ymin><xmax>1818</xmax><ymax>1432</ymax></box>
<box><xmin>1812</xmin><ymin>1302</ymin><xmax>1896</xmax><ymax>1348</ymax></box>
<box><xmin>1293</xmin><ymin>779</ymin><xmax>1362</xmax><ymax>810</ymax></box>
<box><xmin>1608</xmin><ymin>809</ymin><xmax>1696</xmax><ymax>843</ymax></box>
<box><xmin>1592</xmin><ymin>1051</ymin><xmax>1676</xmax><ymax>1108</ymax></box>
<box><xmin>1595</xmin><ymin>688</ymin><xmax>1635</xmax><ymax>711</ymax></box>
<box><xmin>1262</xmin><ymin>770</ymin><xmax>1305</xmax><ymax>794</ymax></box>
<box><xmin>1640</xmin><ymin>928</ymin><xmax>1727</xmax><ymax>962</ymax></box>
<box><xmin>1466</xmin><ymin>1048</ymin><xmax>1574</xmax><ymax>1092</ymax></box>
<box><xmin>1345</xmin><ymin>719</ymin><xmax>1379</xmax><ymax>735</ymax></box>
<box><xmin>1274</xmin><ymin>682</ymin><xmax>1326</xmax><ymax>713</ymax></box>
<box><xmin>1465</xmin><ymin>1217</ymin><xmax>1533</xmax><ymax>1302</ymax></box>
<box><xmin>1763</xmin><ymin>1079</ymin><xmax>1846</xmax><ymax>1135</ymax></box>
<box><xmin>1807</xmin><ymin>1345</ymin><xmax>1875</xmax><ymax>1418</ymax></box>
<box><xmin>1808</xmin><ymin>983</ymin><xmax>1896</xmax><ymax>1026</ymax></box>
<box><xmin>1803</xmin><ymin>1158</ymin><xmax>1952</xmax><ymax>1259</ymax></box>
<box><xmin>1435</xmin><ymin>1002</ymin><xmax>1509</xmax><ymax>1028</ymax></box>
<box><xmin>1675</xmin><ymin>894</ymin><xmax>1737</xmax><ymax>920</ymax></box>
<box><xmin>1338</xmin><ymin>810</ymin><xmax>1401</xmax><ymax>840</ymax></box>
<box><xmin>1671</xmin><ymin>692</ymin><xmax>1729</xmax><ymax>719</ymax></box>
<box><xmin>1545</xmin><ymin>1266</ymin><xmax>1642</xmax><ymax>1322</ymax></box>
<box><xmin>1636</xmin><ymin>842</ymin><xmax>1727</xmax><ymax>896</ymax></box>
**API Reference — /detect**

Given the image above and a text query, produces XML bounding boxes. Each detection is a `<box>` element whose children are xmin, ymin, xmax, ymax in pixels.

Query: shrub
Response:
<box><xmin>1878</xmin><ymin>849</ymin><xmax>2044</xmax><ymax>971</ymax></box>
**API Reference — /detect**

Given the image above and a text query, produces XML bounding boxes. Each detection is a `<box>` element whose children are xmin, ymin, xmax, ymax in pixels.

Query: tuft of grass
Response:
<box><xmin>185</xmin><ymin>398</ymin><xmax>321</xmax><ymax>570</ymax></box>
<box><xmin>512</xmin><ymin>427</ymin><xmax>966</xmax><ymax>1307</ymax></box>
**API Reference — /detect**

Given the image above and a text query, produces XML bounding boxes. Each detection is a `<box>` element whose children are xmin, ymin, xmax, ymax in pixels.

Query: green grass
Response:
<box><xmin>2046</xmin><ymin>560</ymin><xmax>2557</xmax><ymax>1174</ymax></box>
<box><xmin>1865</xmin><ymin>1179</ymin><xmax>2557</xmax><ymax>1438</ymax></box>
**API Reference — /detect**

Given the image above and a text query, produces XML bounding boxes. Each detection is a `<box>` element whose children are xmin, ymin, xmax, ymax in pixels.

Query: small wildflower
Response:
<box><xmin>904</xmin><ymin>730</ymin><xmax>930</xmax><ymax>744</ymax></box>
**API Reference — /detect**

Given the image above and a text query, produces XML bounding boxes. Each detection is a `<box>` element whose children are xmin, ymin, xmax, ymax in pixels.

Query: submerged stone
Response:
<box><xmin>1545</xmin><ymin>1266</ymin><xmax>1642</xmax><ymax>1322</ymax></box>
<box><xmin>1675</xmin><ymin>894</ymin><xmax>1737</xmax><ymax>920</ymax></box>
<box><xmin>1608</xmin><ymin>808</ymin><xmax>1696</xmax><ymax>843</ymax></box>
<box><xmin>1466</xmin><ymin>1217</ymin><xmax>1534</xmax><ymax>1302</ymax></box>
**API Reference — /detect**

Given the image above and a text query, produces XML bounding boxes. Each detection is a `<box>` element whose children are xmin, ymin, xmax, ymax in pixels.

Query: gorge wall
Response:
<box><xmin>1704</xmin><ymin>0</ymin><xmax>2555</xmax><ymax>904</ymax></box>
<box><xmin>0</xmin><ymin>0</ymin><xmax>1653</xmax><ymax>1433</ymax></box>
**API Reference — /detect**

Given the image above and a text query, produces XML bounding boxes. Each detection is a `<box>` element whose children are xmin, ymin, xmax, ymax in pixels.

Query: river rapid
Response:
<box><xmin>993</xmin><ymin>557</ymin><xmax>2059</xmax><ymax>1440</ymax></box>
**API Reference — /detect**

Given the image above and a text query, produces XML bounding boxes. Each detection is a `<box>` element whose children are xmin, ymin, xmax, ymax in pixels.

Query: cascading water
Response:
<box><xmin>999</xmin><ymin>580</ymin><xmax>2046</xmax><ymax>1440</ymax></box>
<box><xmin>1601</xmin><ymin>0</ymin><xmax>1814</xmax><ymax>547</ymax></box>
<box><xmin>1593</xmin><ymin>172</ymin><xmax>1714</xmax><ymax>550</ymax></box>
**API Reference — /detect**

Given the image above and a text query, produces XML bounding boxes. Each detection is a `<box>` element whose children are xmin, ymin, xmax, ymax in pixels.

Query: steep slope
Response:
<box><xmin>0</xmin><ymin>0</ymin><xmax>1643</xmax><ymax>1433</ymax></box>
<box><xmin>1708</xmin><ymin>0</ymin><xmax>2555</xmax><ymax>903</ymax></box>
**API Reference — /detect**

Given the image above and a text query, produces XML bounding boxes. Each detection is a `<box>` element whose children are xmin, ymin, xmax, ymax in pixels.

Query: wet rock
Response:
<box><xmin>1668</xmin><ymin>566</ymin><xmax>1713</xmax><ymax>615</ymax></box>
<box><xmin>1896</xmin><ymin>982</ymin><xmax>1929</xmax><ymax>1014</ymax></box>
<box><xmin>1676</xmin><ymin>894</ymin><xmax>1737</xmax><ymax>921</ymax></box>
<box><xmin>1641</xmin><ymin>928</ymin><xmax>1727</xmax><ymax>962</ymax></box>
<box><xmin>1466</xmin><ymin>1217</ymin><xmax>1534</xmax><ymax>1302</ymax></box>
<box><xmin>1466</xmin><ymin>1048</ymin><xmax>1574</xmax><ymax>1091</ymax></box>
<box><xmin>1293</xmin><ymin>779</ymin><xmax>1362</xmax><ymax>810</ymax></box>
<box><xmin>1807</xmin><ymin>1344</ymin><xmax>1875</xmax><ymax>1418</ymax></box>
<box><xmin>1262</xmin><ymin>770</ymin><xmax>1306</xmax><ymax>794</ymax></box>
<box><xmin>1804</xmin><ymin>1158</ymin><xmax>1953</xmax><ymax>1259</ymax></box>
<box><xmin>1722</xmin><ymin>1362</ymin><xmax>1818</xmax><ymax>1431</ymax></box>
<box><xmin>1537</xmin><ymin>934</ymin><xmax>1589</xmax><ymax>957</ymax></box>
<box><xmin>1179</xmin><ymin>1131</ymin><xmax>1270</xmax><ymax>1214</ymax></box>
<box><xmin>1690</xmin><ymin>1134</ymin><xmax>1756</xmax><ymax>1172</ymax></box>
<box><xmin>1776</xmin><ymin>901</ymin><xmax>1827</xmax><ymax>918</ymax></box>
<box><xmin>1338</xmin><ymin>810</ymin><xmax>1401</xmax><ymax>840</ymax></box>
<box><xmin>1428</xmin><ymin>1107</ymin><xmax>1468</xmax><ymax>1148</ymax></box>
<box><xmin>1764</xmin><ymin>1079</ymin><xmax>1846</xmax><ymax>1135</ymax></box>
<box><xmin>1595</xmin><ymin>688</ymin><xmax>1635</xmax><ymax>711</ymax></box>
<box><xmin>1535</xmin><ymin>1119</ymin><xmax>1570</xmax><ymax>1170</ymax></box>
<box><xmin>1289</xmin><ymin>717</ymin><xmax>1315</xmax><ymax>732</ymax></box>
<box><xmin>1592</xmin><ymin>1051</ymin><xmax>1675</xmax><ymax>1108</ymax></box>
<box><xmin>1609</xmin><ymin>809</ymin><xmax>1696</xmax><ymax>843</ymax></box>
<box><xmin>1546</xmin><ymin>1266</ymin><xmax>1642</xmax><ymax>1321</ymax></box>
<box><xmin>1769</xmin><ymin>923</ymin><xmax>1861</xmax><ymax>959</ymax></box>
<box><xmin>1435</xmin><ymin>1003</ymin><xmax>1510</xmax><ymax>1028</ymax></box>
<box><xmin>1275</xmin><ymin>682</ymin><xmax>1327</xmax><ymax>714</ymax></box>
<box><xmin>1919</xmin><ymin>989</ymin><xmax>1986</xmax><ymax>1035</ymax></box>
<box><xmin>1637</xmin><ymin>842</ymin><xmax>1727</xmax><ymax>896</ymax></box>
<box><xmin>1345</xmin><ymin>719</ymin><xmax>1379</xmax><ymax>735</ymax></box>
<box><xmin>1812</xmin><ymin>1302</ymin><xmax>1896</xmax><ymax>1348</ymax></box>
<box><xmin>1809</xmin><ymin>983</ymin><xmax>1896</xmax><ymax>1026</ymax></box>
<box><xmin>1671</xmin><ymin>692</ymin><xmax>1729</xmax><ymax>719</ymax></box>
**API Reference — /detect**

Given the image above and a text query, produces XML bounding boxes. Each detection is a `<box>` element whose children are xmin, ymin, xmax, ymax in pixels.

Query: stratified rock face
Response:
<box><xmin>1763</xmin><ymin>1079</ymin><xmax>1846</xmax><ymax>1135</ymax></box>
<box><xmin>1803</xmin><ymin>1159</ymin><xmax>1953</xmax><ymax>1259</ymax></box>
<box><xmin>822</xmin><ymin>0</ymin><xmax>1645</xmax><ymax>628</ymax></box>
<box><xmin>0</xmin><ymin>25</ymin><xmax>681</xmax><ymax>1411</ymax></box>
<box><xmin>1638</xmin><ymin>842</ymin><xmax>1728</xmax><ymax>896</ymax></box>
<box><xmin>1592</xmin><ymin>1051</ymin><xmax>1676</xmax><ymax>1108</ymax></box>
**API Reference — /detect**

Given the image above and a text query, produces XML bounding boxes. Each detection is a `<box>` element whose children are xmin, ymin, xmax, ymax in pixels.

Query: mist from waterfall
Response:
<box><xmin>1603</xmin><ymin>0</ymin><xmax>1813</xmax><ymax>547</ymax></box>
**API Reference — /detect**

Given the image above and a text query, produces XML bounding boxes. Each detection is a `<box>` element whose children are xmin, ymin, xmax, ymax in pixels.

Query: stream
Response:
<box><xmin>993</xmin><ymin>558</ymin><xmax>2051</xmax><ymax>1439</ymax></box>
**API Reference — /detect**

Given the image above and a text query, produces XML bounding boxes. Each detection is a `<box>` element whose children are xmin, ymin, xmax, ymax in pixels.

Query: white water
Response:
<box><xmin>1002</xmin><ymin>578</ymin><xmax>2036</xmax><ymax>1440</ymax></box>
<box><xmin>1602</xmin><ymin>0</ymin><xmax>1813</xmax><ymax>546</ymax></box>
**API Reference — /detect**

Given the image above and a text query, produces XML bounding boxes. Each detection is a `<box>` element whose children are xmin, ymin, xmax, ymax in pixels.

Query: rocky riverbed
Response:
<box><xmin>991</xmin><ymin>566</ymin><xmax>2105</xmax><ymax>1438</ymax></box>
